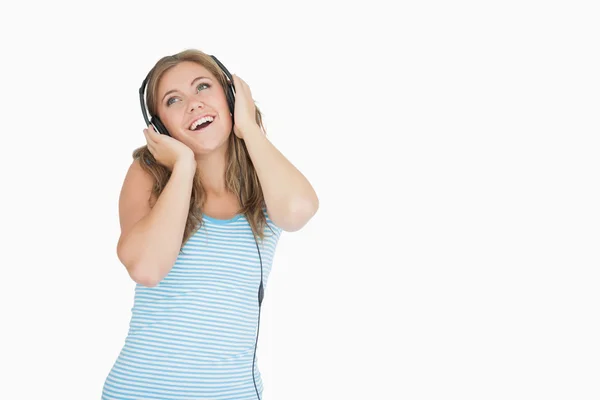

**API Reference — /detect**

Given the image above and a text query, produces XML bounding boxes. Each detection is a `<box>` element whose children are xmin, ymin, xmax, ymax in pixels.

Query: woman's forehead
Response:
<box><xmin>159</xmin><ymin>61</ymin><xmax>216</xmax><ymax>93</ymax></box>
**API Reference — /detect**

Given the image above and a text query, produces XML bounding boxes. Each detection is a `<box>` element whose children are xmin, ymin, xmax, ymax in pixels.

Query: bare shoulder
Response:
<box><xmin>118</xmin><ymin>158</ymin><xmax>155</xmax><ymax>240</ymax></box>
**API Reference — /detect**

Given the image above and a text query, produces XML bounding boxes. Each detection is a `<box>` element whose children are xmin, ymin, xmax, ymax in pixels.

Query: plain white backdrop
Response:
<box><xmin>1</xmin><ymin>1</ymin><xmax>598</xmax><ymax>399</ymax></box>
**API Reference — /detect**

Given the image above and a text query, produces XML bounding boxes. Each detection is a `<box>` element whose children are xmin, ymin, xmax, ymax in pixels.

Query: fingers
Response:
<box><xmin>144</xmin><ymin>124</ymin><xmax>160</xmax><ymax>143</ymax></box>
<box><xmin>143</xmin><ymin>126</ymin><xmax>158</xmax><ymax>157</ymax></box>
<box><xmin>232</xmin><ymin>74</ymin><xmax>250</xmax><ymax>94</ymax></box>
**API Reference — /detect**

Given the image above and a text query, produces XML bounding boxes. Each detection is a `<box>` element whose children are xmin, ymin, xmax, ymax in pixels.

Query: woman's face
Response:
<box><xmin>155</xmin><ymin>61</ymin><xmax>232</xmax><ymax>155</ymax></box>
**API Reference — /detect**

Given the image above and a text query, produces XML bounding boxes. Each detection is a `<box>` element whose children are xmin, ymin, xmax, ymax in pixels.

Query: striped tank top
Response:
<box><xmin>102</xmin><ymin>211</ymin><xmax>283</xmax><ymax>400</ymax></box>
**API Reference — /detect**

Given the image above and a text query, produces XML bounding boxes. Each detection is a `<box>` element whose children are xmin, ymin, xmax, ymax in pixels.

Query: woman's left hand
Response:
<box><xmin>231</xmin><ymin>74</ymin><xmax>260</xmax><ymax>139</ymax></box>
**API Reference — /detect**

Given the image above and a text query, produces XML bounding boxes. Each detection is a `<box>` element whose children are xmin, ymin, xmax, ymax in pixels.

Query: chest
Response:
<box><xmin>202</xmin><ymin>192</ymin><xmax>241</xmax><ymax>220</ymax></box>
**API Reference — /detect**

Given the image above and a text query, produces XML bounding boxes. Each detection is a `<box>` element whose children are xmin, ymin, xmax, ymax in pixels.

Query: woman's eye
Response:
<box><xmin>197</xmin><ymin>83</ymin><xmax>210</xmax><ymax>92</ymax></box>
<box><xmin>166</xmin><ymin>97</ymin><xmax>180</xmax><ymax>106</ymax></box>
<box><xmin>165</xmin><ymin>84</ymin><xmax>209</xmax><ymax>106</ymax></box>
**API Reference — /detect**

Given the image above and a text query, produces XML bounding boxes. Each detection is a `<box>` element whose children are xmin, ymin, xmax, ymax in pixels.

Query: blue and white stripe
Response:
<box><xmin>102</xmin><ymin>212</ymin><xmax>282</xmax><ymax>400</ymax></box>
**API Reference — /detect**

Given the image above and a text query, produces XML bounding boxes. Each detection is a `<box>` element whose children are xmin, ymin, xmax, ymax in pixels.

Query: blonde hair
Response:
<box><xmin>132</xmin><ymin>49</ymin><xmax>274</xmax><ymax>251</ymax></box>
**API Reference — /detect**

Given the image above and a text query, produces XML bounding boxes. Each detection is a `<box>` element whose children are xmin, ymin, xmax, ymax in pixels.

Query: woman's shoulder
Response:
<box><xmin>124</xmin><ymin>157</ymin><xmax>157</xmax><ymax>201</ymax></box>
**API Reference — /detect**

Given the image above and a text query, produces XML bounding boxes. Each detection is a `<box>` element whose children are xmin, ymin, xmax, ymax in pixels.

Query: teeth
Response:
<box><xmin>190</xmin><ymin>116</ymin><xmax>214</xmax><ymax>130</ymax></box>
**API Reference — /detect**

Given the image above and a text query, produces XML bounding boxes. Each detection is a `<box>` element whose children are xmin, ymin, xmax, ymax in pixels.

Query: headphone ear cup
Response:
<box><xmin>226</xmin><ymin>83</ymin><xmax>235</xmax><ymax>118</ymax></box>
<box><xmin>151</xmin><ymin>116</ymin><xmax>170</xmax><ymax>136</ymax></box>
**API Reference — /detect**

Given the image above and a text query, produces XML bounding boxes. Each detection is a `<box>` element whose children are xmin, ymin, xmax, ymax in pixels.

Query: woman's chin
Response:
<box><xmin>188</xmin><ymin>136</ymin><xmax>229</xmax><ymax>156</ymax></box>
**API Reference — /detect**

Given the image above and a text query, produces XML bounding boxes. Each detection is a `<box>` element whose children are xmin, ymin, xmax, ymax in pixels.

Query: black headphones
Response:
<box><xmin>138</xmin><ymin>54</ymin><xmax>236</xmax><ymax>136</ymax></box>
<box><xmin>138</xmin><ymin>54</ymin><xmax>266</xmax><ymax>400</ymax></box>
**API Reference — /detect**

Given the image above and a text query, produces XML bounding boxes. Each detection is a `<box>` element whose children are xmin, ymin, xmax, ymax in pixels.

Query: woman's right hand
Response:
<box><xmin>143</xmin><ymin>124</ymin><xmax>196</xmax><ymax>171</ymax></box>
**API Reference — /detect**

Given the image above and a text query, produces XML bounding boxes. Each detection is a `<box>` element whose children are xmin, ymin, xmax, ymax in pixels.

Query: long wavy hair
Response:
<box><xmin>132</xmin><ymin>49</ymin><xmax>274</xmax><ymax>252</ymax></box>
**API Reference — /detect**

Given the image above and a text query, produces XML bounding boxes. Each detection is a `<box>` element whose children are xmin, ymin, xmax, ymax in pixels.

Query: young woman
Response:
<box><xmin>102</xmin><ymin>49</ymin><xmax>318</xmax><ymax>400</ymax></box>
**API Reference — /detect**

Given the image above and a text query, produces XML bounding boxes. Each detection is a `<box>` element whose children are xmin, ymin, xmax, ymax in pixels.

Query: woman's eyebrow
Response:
<box><xmin>161</xmin><ymin>76</ymin><xmax>211</xmax><ymax>102</ymax></box>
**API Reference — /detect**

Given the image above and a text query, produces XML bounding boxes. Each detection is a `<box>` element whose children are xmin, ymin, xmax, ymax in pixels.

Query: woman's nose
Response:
<box><xmin>188</xmin><ymin>100</ymin><xmax>204</xmax><ymax>112</ymax></box>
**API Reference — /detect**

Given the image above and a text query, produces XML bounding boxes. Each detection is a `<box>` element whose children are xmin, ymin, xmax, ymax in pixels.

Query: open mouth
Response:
<box><xmin>189</xmin><ymin>115</ymin><xmax>216</xmax><ymax>132</ymax></box>
<box><xmin>192</xmin><ymin>121</ymin><xmax>212</xmax><ymax>131</ymax></box>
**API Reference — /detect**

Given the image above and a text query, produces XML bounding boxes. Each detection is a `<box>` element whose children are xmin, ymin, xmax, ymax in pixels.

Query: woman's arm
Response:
<box><xmin>242</xmin><ymin>125</ymin><xmax>319</xmax><ymax>231</ymax></box>
<box><xmin>117</xmin><ymin>158</ymin><xmax>197</xmax><ymax>287</ymax></box>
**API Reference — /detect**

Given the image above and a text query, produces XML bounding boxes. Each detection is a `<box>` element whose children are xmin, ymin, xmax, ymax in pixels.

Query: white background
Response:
<box><xmin>1</xmin><ymin>1</ymin><xmax>598</xmax><ymax>399</ymax></box>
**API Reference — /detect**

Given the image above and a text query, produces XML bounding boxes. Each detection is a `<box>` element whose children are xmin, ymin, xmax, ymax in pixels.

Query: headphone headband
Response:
<box><xmin>138</xmin><ymin>69</ymin><xmax>153</xmax><ymax>127</ymax></box>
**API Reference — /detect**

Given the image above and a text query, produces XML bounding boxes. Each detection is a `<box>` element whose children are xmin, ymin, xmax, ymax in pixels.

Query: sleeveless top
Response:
<box><xmin>102</xmin><ymin>211</ymin><xmax>283</xmax><ymax>400</ymax></box>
